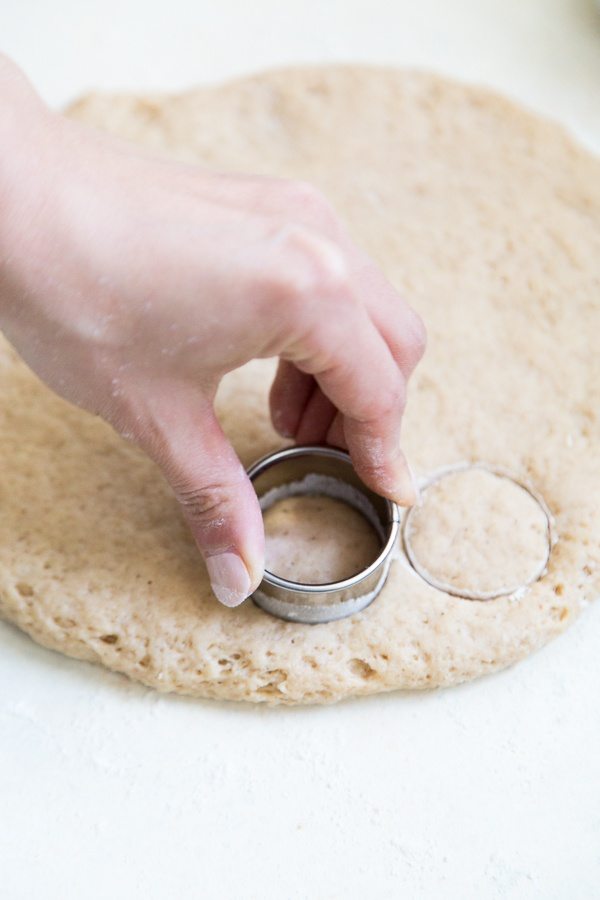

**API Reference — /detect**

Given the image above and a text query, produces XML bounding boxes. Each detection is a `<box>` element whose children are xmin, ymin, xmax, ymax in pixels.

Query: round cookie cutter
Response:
<box><xmin>401</xmin><ymin>461</ymin><xmax>557</xmax><ymax>601</ymax></box>
<box><xmin>247</xmin><ymin>445</ymin><xmax>401</xmax><ymax>624</ymax></box>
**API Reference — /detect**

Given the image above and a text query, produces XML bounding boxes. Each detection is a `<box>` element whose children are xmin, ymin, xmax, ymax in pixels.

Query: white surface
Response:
<box><xmin>1</xmin><ymin>2</ymin><xmax>599</xmax><ymax>898</ymax></box>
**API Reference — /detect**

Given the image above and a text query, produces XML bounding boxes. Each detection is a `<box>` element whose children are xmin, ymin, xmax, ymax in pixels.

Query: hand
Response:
<box><xmin>0</xmin><ymin>56</ymin><xmax>426</xmax><ymax>608</ymax></box>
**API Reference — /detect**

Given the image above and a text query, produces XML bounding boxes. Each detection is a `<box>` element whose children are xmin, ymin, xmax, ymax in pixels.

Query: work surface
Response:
<box><xmin>1</xmin><ymin>2</ymin><xmax>599</xmax><ymax>898</ymax></box>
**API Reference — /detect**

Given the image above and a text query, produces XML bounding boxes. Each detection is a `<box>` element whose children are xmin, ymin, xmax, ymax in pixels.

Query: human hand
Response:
<box><xmin>0</xmin><ymin>56</ymin><xmax>426</xmax><ymax>608</ymax></box>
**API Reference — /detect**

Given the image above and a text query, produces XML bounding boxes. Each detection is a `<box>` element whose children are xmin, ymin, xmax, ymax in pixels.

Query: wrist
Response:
<box><xmin>0</xmin><ymin>54</ymin><xmax>63</xmax><ymax>234</ymax></box>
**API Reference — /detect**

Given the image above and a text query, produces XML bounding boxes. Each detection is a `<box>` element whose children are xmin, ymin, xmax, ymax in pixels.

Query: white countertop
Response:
<box><xmin>1</xmin><ymin>2</ymin><xmax>599</xmax><ymax>898</ymax></box>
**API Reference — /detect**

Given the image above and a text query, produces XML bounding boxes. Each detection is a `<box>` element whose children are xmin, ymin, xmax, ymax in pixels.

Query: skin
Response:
<box><xmin>0</xmin><ymin>54</ymin><xmax>426</xmax><ymax>608</ymax></box>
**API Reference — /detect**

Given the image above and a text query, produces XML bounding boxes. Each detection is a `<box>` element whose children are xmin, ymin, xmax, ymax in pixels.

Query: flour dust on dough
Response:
<box><xmin>0</xmin><ymin>66</ymin><xmax>598</xmax><ymax>704</ymax></box>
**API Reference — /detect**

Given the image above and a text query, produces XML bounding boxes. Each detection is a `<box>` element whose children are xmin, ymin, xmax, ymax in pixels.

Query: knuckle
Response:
<box><xmin>283</xmin><ymin>179</ymin><xmax>336</xmax><ymax>225</ymax></box>
<box><xmin>268</xmin><ymin>223</ymin><xmax>349</xmax><ymax>310</ymax></box>
<box><xmin>369</xmin><ymin>382</ymin><xmax>406</xmax><ymax>421</ymax></box>
<box><xmin>175</xmin><ymin>482</ymin><xmax>231</xmax><ymax>525</ymax></box>
<box><xmin>354</xmin><ymin>457</ymin><xmax>389</xmax><ymax>486</ymax></box>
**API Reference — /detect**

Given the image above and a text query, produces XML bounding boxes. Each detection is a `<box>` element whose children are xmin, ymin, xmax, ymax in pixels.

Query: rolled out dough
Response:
<box><xmin>0</xmin><ymin>66</ymin><xmax>599</xmax><ymax>704</ymax></box>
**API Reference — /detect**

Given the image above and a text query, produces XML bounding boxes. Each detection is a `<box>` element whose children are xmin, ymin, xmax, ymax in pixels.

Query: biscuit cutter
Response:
<box><xmin>247</xmin><ymin>445</ymin><xmax>400</xmax><ymax>624</ymax></box>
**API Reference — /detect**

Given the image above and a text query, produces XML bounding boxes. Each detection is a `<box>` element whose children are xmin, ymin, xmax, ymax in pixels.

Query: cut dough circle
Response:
<box><xmin>0</xmin><ymin>66</ymin><xmax>599</xmax><ymax>704</ymax></box>
<box><xmin>403</xmin><ymin>466</ymin><xmax>553</xmax><ymax>600</ymax></box>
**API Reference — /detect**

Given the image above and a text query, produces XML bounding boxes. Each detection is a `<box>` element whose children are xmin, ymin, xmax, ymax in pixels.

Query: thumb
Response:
<box><xmin>141</xmin><ymin>393</ymin><xmax>265</xmax><ymax>608</ymax></box>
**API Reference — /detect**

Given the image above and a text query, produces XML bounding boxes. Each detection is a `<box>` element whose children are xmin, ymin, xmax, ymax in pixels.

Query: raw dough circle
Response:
<box><xmin>402</xmin><ymin>465</ymin><xmax>553</xmax><ymax>600</ymax></box>
<box><xmin>1</xmin><ymin>67</ymin><xmax>599</xmax><ymax>703</ymax></box>
<box><xmin>264</xmin><ymin>495</ymin><xmax>382</xmax><ymax>585</ymax></box>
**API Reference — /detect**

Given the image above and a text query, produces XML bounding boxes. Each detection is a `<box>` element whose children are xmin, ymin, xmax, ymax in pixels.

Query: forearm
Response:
<box><xmin>0</xmin><ymin>53</ymin><xmax>46</xmax><ymax>204</ymax></box>
<box><xmin>0</xmin><ymin>54</ymin><xmax>61</xmax><ymax>333</ymax></box>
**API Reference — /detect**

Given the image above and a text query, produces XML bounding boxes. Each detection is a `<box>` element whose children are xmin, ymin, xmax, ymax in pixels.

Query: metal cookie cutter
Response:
<box><xmin>247</xmin><ymin>445</ymin><xmax>400</xmax><ymax>624</ymax></box>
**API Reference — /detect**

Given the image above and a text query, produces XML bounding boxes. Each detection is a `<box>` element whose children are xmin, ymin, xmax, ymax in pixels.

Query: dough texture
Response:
<box><xmin>0</xmin><ymin>66</ymin><xmax>598</xmax><ymax>704</ymax></box>
<box><xmin>403</xmin><ymin>467</ymin><xmax>553</xmax><ymax>598</ymax></box>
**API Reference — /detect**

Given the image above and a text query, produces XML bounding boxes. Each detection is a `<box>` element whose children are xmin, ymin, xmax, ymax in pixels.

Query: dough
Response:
<box><xmin>403</xmin><ymin>467</ymin><xmax>553</xmax><ymax>599</ymax></box>
<box><xmin>264</xmin><ymin>495</ymin><xmax>381</xmax><ymax>584</ymax></box>
<box><xmin>0</xmin><ymin>67</ymin><xmax>598</xmax><ymax>704</ymax></box>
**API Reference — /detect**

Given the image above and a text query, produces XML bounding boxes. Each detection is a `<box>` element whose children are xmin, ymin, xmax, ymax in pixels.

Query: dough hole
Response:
<box><xmin>348</xmin><ymin>658</ymin><xmax>376</xmax><ymax>679</ymax></box>
<box><xmin>54</xmin><ymin>616</ymin><xmax>76</xmax><ymax>629</ymax></box>
<box><xmin>403</xmin><ymin>464</ymin><xmax>554</xmax><ymax>600</ymax></box>
<box><xmin>15</xmin><ymin>582</ymin><xmax>34</xmax><ymax>597</ymax></box>
<box><xmin>263</xmin><ymin>494</ymin><xmax>381</xmax><ymax>584</ymax></box>
<box><xmin>257</xmin><ymin>670</ymin><xmax>288</xmax><ymax>693</ymax></box>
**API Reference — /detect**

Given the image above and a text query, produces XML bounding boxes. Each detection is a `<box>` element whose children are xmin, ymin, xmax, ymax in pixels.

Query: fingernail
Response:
<box><xmin>205</xmin><ymin>552</ymin><xmax>252</xmax><ymax>608</ymax></box>
<box><xmin>393</xmin><ymin>461</ymin><xmax>420</xmax><ymax>507</ymax></box>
